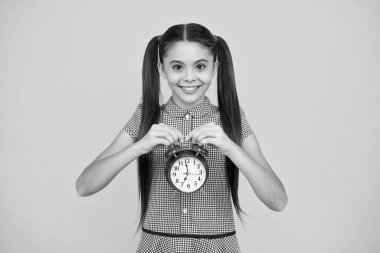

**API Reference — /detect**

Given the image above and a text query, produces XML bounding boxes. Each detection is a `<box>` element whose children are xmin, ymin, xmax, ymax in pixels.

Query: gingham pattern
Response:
<box><xmin>136</xmin><ymin>231</ymin><xmax>241</xmax><ymax>253</ymax></box>
<box><xmin>123</xmin><ymin>96</ymin><xmax>253</xmax><ymax>252</ymax></box>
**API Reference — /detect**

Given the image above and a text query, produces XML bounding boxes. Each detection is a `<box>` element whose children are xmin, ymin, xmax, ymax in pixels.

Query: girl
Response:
<box><xmin>76</xmin><ymin>23</ymin><xmax>288</xmax><ymax>253</ymax></box>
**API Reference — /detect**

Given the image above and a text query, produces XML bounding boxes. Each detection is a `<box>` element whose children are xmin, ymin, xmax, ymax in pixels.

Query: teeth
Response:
<box><xmin>182</xmin><ymin>86</ymin><xmax>199</xmax><ymax>91</ymax></box>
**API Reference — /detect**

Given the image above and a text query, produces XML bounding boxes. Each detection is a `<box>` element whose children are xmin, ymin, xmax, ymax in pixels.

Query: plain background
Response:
<box><xmin>1</xmin><ymin>0</ymin><xmax>379</xmax><ymax>252</ymax></box>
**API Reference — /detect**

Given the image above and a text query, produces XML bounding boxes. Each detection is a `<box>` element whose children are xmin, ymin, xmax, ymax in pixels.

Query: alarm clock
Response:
<box><xmin>164</xmin><ymin>143</ymin><xmax>209</xmax><ymax>193</ymax></box>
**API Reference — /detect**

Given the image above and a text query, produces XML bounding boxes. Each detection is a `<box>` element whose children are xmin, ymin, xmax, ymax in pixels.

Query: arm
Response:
<box><xmin>75</xmin><ymin>129</ymin><xmax>142</xmax><ymax>197</ymax></box>
<box><xmin>75</xmin><ymin>123</ymin><xmax>183</xmax><ymax>197</ymax></box>
<box><xmin>186</xmin><ymin>122</ymin><xmax>288</xmax><ymax>212</ymax></box>
<box><xmin>224</xmin><ymin>133</ymin><xmax>288</xmax><ymax>212</ymax></box>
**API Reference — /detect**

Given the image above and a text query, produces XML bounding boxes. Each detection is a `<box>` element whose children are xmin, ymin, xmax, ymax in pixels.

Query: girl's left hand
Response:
<box><xmin>185</xmin><ymin>122</ymin><xmax>235</xmax><ymax>155</ymax></box>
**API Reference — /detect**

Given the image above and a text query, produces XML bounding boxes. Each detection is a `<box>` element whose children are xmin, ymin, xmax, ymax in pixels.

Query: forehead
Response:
<box><xmin>163</xmin><ymin>41</ymin><xmax>213</xmax><ymax>63</ymax></box>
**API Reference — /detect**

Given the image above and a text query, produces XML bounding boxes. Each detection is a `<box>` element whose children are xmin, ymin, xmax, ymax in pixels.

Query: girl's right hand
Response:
<box><xmin>136</xmin><ymin>123</ymin><xmax>183</xmax><ymax>154</ymax></box>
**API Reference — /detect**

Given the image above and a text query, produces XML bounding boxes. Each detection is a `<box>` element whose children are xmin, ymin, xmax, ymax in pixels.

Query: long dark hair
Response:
<box><xmin>137</xmin><ymin>23</ymin><xmax>243</xmax><ymax>229</ymax></box>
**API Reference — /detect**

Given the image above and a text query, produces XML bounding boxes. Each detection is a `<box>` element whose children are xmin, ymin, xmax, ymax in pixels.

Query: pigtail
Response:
<box><xmin>215</xmin><ymin>36</ymin><xmax>243</xmax><ymax>217</ymax></box>
<box><xmin>136</xmin><ymin>36</ymin><xmax>161</xmax><ymax>229</ymax></box>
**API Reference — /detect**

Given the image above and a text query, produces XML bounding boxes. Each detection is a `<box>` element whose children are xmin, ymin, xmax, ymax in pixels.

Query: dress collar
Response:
<box><xmin>163</xmin><ymin>96</ymin><xmax>212</xmax><ymax>118</ymax></box>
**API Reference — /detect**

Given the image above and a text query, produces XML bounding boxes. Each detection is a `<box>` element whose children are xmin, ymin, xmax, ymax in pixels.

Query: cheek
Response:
<box><xmin>166</xmin><ymin>73</ymin><xmax>182</xmax><ymax>84</ymax></box>
<box><xmin>167</xmin><ymin>76</ymin><xmax>182</xmax><ymax>85</ymax></box>
<box><xmin>198</xmin><ymin>71</ymin><xmax>214</xmax><ymax>83</ymax></box>
<box><xmin>165</xmin><ymin>69</ymin><xmax>215</xmax><ymax>84</ymax></box>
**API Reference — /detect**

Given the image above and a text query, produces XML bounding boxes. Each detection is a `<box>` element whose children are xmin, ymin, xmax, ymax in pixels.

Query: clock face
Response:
<box><xmin>169</xmin><ymin>155</ymin><xmax>207</xmax><ymax>193</ymax></box>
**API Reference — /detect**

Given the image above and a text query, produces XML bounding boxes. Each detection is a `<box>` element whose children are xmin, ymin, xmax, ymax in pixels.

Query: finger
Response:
<box><xmin>185</xmin><ymin>131</ymin><xmax>193</xmax><ymax>142</ymax></box>
<box><xmin>187</xmin><ymin>129</ymin><xmax>202</xmax><ymax>143</ymax></box>
<box><xmin>152</xmin><ymin>144</ymin><xmax>166</xmax><ymax>150</ymax></box>
<box><xmin>191</xmin><ymin>131</ymin><xmax>209</xmax><ymax>144</ymax></box>
<box><xmin>156</xmin><ymin>137</ymin><xmax>172</xmax><ymax>147</ymax></box>
<box><xmin>152</xmin><ymin>138</ymin><xmax>171</xmax><ymax>150</ymax></box>
<box><xmin>154</xmin><ymin>130</ymin><xmax>175</xmax><ymax>144</ymax></box>
<box><xmin>186</xmin><ymin>122</ymin><xmax>217</xmax><ymax>142</ymax></box>
<box><xmin>157</xmin><ymin>123</ymin><xmax>183</xmax><ymax>143</ymax></box>
<box><xmin>193</xmin><ymin>127</ymin><xmax>221</xmax><ymax>143</ymax></box>
<box><xmin>198</xmin><ymin>137</ymin><xmax>218</xmax><ymax>148</ymax></box>
<box><xmin>161</xmin><ymin>125</ymin><xmax>183</xmax><ymax>144</ymax></box>
<box><xmin>185</xmin><ymin>126</ymin><xmax>204</xmax><ymax>142</ymax></box>
<box><xmin>171</xmin><ymin>127</ymin><xmax>183</xmax><ymax>144</ymax></box>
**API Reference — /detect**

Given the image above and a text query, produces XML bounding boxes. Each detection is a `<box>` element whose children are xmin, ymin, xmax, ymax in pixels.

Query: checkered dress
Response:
<box><xmin>123</xmin><ymin>96</ymin><xmax>254</xmax><ymax>253</ymax></box>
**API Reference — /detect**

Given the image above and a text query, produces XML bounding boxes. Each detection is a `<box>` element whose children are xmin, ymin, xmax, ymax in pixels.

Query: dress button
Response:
<box><xmin>185</xmin><ymin>113</ymin><xmax>191</xmax><ymax>120</ymax></box>
<box><xmin>183</xmin><ymin>208</ymin><xmax>188</xmax><ymax>214</ymax></box>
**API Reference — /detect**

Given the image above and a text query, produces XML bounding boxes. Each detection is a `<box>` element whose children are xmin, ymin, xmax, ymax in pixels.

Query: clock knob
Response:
<box><xmin>164</xmin><ymin>144</ymin><xmax>181</xmax><ymax>160</ymax></box>
<box><xmin>191</xmin><ymin>143</ymin><xmax>208</xmax><ymax>157</ymax></box>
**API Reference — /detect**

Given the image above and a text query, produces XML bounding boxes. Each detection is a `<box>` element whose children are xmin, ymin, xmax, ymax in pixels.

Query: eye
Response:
<box><xmin>172</xmin><ymin>64</ymin><xmax>182</xmax><ymax>71</ymax></box>
<box><xmin>196</xmin><ymin>64</ymin><xmax>206</xmax><ymax>71</ymax></box>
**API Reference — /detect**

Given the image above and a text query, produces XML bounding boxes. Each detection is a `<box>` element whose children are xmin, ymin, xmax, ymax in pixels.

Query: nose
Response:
<box><xmin>184</xmin><ymin>69</ymin><xmax>196</xmax><ymax>83</ymax></box>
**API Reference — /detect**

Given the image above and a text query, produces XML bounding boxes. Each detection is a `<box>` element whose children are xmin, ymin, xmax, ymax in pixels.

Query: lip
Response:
<box><xmin>178</xmin><ymin>85</ymin><xmax>202</xmax><ymax>88</ymax></box>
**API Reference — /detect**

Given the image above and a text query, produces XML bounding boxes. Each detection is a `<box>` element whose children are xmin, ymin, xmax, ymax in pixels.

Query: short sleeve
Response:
<box><xmin>122</xmin><ymin>103</ymin><xmax>142</xmax><ymax>143</ymax></box>
<box><xmin>240</xmin><ymin>106</ymin><xmax>254</xmax><ymax>141</ymax></box>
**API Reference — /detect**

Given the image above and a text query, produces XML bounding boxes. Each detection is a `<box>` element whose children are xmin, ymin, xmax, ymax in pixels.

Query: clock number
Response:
<box><xmin>174</xmin><ymin>166</ymin><xmax>179</xmax><ymax>171</ymax></box>
<box><xmin>185</xmin><ymin>158</ymin><xmax>190</xmax><ymax>164</ymax></box>
<box><xmin>187</xmin><ymin>183</ymin><xmax>190</xmax><ymax>188</ymax></box>
<box><xmin>175</xmin><ymin>179</ymin><xmax>179</xmax><ymax>183</ymax></box>
<box><xmin>178</xmin><ymin>161</ymin><xmax>183</xmax><ymax>166</ymax></box>
<box><xmin>194</xmin><ymin>181</ymin><xmax>197</xmax><ymax>187</ymax></box>
<box><xmin>198</xmin><ymin>176</ymin><xmax>202</xmax><ymax>181</ymax></box>
<box><xmin>199</xmin><ymin>170</ymin><xmax>203</xmax><ymax>175</ymax></box>
<box><xmin>197</xmin><ymin>164</ymin><xmax>201</xmax><ymax>169</ymax></box>
<box><xmin>172</xmin><ymin>172</ymin><xmax>176</xmax><ymax>176</ymax></box>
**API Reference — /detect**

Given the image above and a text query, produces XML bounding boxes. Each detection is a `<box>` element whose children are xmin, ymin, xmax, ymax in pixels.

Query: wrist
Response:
<box><xmin>131</xmin><ymin>141</ymin><xmax>148</xmax><ymax>156</ymax></box>
<box><xmin>222</xmin><ymin>139</ymin><xmax>239</xmax><ymax>157</ymax></box>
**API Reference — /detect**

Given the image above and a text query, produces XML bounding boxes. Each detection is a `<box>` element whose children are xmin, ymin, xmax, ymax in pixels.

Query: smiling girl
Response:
<box><xmin>76</xmin><ymin>23</ymin><xmax>288</xmax><ymax>253</ymax></box>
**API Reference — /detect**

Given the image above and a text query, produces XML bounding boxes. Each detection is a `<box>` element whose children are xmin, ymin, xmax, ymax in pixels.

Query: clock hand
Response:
<box><xmin>181</xmin><ymin>177</ymin><xmax>195</xmax><ymax>181</ymax></box>
<box><xmin>181</xmin><ymin>163</ymin><xmax>190</xmax><ymax>183</ymax></box>
<box><xmin>181</xmin><ymin>176</ymin><xmax>192</xmax><ymax>188</ymax></box>
<box><xmin>183</xmin><ymin>172</ymin><xmax>201</xmax><ymax>176</ymax></box>
<box><xmin>182</xmin><ymin>164</ymin><xmax>189</xmax><ymax>184</ymax></box>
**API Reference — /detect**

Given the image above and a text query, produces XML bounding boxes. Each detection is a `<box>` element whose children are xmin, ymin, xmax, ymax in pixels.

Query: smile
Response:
<box><xmin>178</xmin><ymin>85</ymin><xmax>202</xmax><ymax>94</ymax></box>
<box><xmin>180</xmin><ymin>86</ymin><xmax>201</xmax><ymax>91</ymax></box>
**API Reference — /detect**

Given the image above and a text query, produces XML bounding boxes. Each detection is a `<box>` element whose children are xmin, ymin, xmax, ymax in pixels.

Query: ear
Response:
<box><xmin>157</xmin><ymin>61</ymin><xmax>167</xmax><ymax>79</ymax></box>
<box><xmin>212</xmin><ymin>60</ymin><xmax>219</xmax><ymax>78</ymax></box>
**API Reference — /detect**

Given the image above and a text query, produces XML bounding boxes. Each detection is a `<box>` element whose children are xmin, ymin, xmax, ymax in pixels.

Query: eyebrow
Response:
<box><xmin>169</xmin><ymin>59</ymin><xmax>209</xmax><ymax>64</ymax></box>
